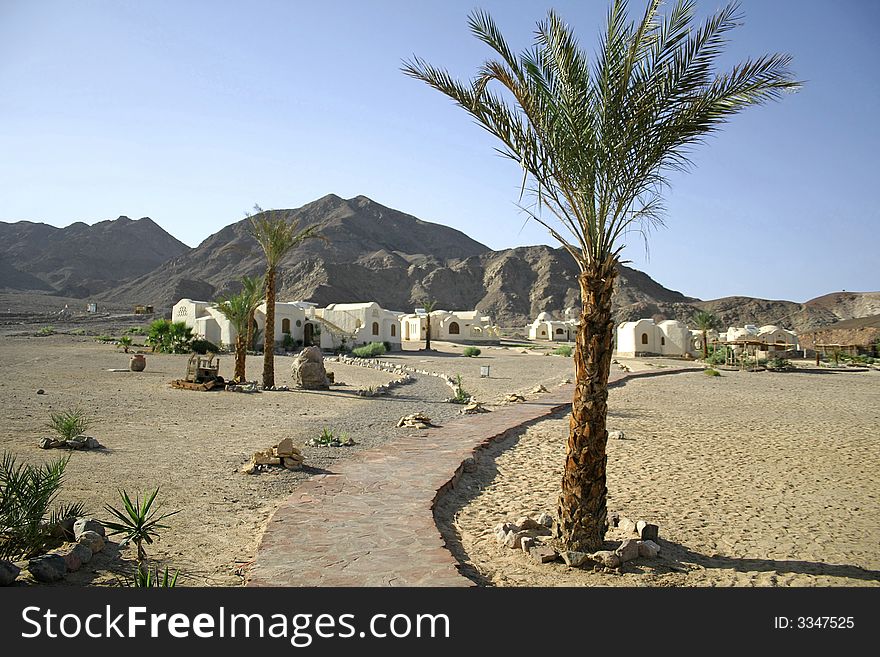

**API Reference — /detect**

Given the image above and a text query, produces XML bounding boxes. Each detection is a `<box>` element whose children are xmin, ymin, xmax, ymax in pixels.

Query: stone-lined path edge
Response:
<box><xmin>246</xmin><ymin>367</ymin><xmax>696</xmax><ymax>586</ymax></box>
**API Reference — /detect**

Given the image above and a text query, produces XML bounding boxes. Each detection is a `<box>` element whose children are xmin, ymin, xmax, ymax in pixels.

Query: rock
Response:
<box><xmin>36</xmin><ymin>389</ymin><xmax>45</xmax><ymax>394</ymax></box>
<box><xmin>39</xmin><ymin>437</ymin><xmax>64</xmax><ymax>449</ymax></box>
<box><xmin>65</xmin><ymin>436</ymin><xmax>87</xmax><ymax>450</ymax></box>
<box><xmin>274</xmin><ymin>438</ymin><xmax>296</xmax><ymax>457</ymax></box>
<box><xmin>291</xmin><ymin>346</ymin><xmax>331</xmax><ymax>389</ymax></box>
<box><xmin>502</xmin><ymin>393</ymin><xmax>526</xmax><ymax>403</ymax></box>
<box><xmin>253</xmin><ymin>450</ymin><xmax>281</xmax><ymax>466</ymax></box>
<box><xmin>561</xmin><ymin>551</ymin><xmax>589</xmax><ymax>568</ymax></box>
<box><xmin>84</xmin><ymin>437</ymin><xmax>102</xmax><ymax>449</ymax></box>
<box><xmin>69</xmin><ymin>543</ymin><xmax>93</xmax><ymax>565</ymax></box>
<box><xmin>494</xmin><ymin>524</ymin><xmax>509</xmax><ymax>543</ymax></box>
<box><xmin>241</xmin><ymin>460</ymin><xmax>257</xmax><ymax>474</ymax></box>
<box><xmin>397</xmin><ymin>413</ymin><xmax>434</xmax><ymax>429</ymax></box>
<box><xmin>78</xmin><ymin>531</ymin><xmax>105</xmax><ymax>554</ymax></box>
<box><xmin>460</xmin><ymin>402</ymin><xmax>490</xmax><ymax>414</ymax></box>
<box><xmin>608</xmin><ymin>430</ymin><xmax>625</xmax><ymax>440</ymax></box>
<box><xmin>638</xmin><ymin>540</ymin><xmax>661</xmax><ymax>559</ymax></box>
<box><xmin>504</xmin><ymin>531</ymin><xmax>530</xmax><ymax>549</ymax></box>
<box><xmin>536</xmin><ymin>512</ymin><xmax>554</xmax><ymax>528</ymax></box>
<box><xmin>529</xmin><ymin>385</ymin><xmax>549</xmax><ymax>394</ymax></box>
<box><xmin>520</xmin><ymin>536</ymin><xmax>536</xmax><ymax>552</ymax></box>
<box><xmin>28</xmin><ymin>554</ymin><xmax>67</xmax><ymax>582</ymax></box>
<box><xmin>73</xmin><ymin>518</ymin><xmax>105</xmax><ymax>540</ymax></box>
<box><xmin>637</xmin><ymin>521</ymin><xmax>660</xmax><ymax>541</ymax></box>
<box><xmin>516</xmin><ymin>516</ymin><xmax>542</xmax><ymax>531</ymax></box>
<box><xmin>608</xmin><ymin>512</ymin><xmax>620</xmax><ymax>528</ymax></box>
<box><xmin>282</xmin><ymin>457</ymin><xmax>303</xmax><ymax>470</ymax></box>
<box><xmin>619</xmin><ymin>517</ymin><xmax>637</xmax><ymax>535</ymax></box>
<box><xmin>528</xmin><ymin>546</ymin><xmax>559</xmax><ymax>564</ymax></box>
<box><xmin>591</xmin><ymin>550</ymin><xmax>622</xmax><ymax>569</ymax></box>
<box><xmin>53</xmin><ymin>547</ymin><xmax>83</xmax><ymax>573</ymax></box>
<box><xmin>0</xmin><ymin>560</ymin><xmax>20</xmax><ymax>586</ymax></box>
<box><xmin>615</xmin><ymin>538</ymin><xmax>641</xmax><ymax>563</ymax></box>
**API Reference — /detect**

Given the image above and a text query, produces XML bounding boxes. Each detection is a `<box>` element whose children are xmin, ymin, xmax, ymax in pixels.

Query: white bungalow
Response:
<box><xmin>615</xmin><ymin>318</ymin><xmax>693</xmax><ymax>357</ymax></box>
<box><xmin>315</xmin><ymin>302</ymin><xmax>403</xmax><ymax>351</ymax></box>
<box><xmin>721</xmin><ymin>324</ymin><xmax>798</xmax><ymax>356</ymax></box>
<box><xmin>527</xmin><ymin>311</ymin><xmax>576</xmax><ymax>341</ymax></box>
<box><xmin>401</xmin><ymin>309</ymin><xmax>500</xmax><ymax>344</ymax></box>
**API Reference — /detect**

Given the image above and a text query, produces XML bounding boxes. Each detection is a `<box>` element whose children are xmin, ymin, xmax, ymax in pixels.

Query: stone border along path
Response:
<box><xmin>246</xmin><ymin>366</ymin><xmax>697</xmax><ymax>586</ymax></box>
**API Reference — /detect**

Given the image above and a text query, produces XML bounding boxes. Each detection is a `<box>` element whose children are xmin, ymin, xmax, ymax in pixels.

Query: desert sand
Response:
<box><xmin>434</xmin><ymin>367</ymin><xmax>880</xmax><ymax>586</ymax></box>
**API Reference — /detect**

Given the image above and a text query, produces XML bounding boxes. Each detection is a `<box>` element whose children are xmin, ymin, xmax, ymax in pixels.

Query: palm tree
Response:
<box><xmin>420</xmin><ymin>299</ymin><xmax>438</xmax><ymax>350</ymax></box>
<box><xmin>404</xmin><ymin>1</ymin><xmax>799</xmax><ymax>552</ymax></box>
<box><xmin>215</xmin><ymin>289</ymin><xmax>252</xmax><ymax>382</ymax></box>
<box><xmin>248</xmin><ymin>205</ymin><xmax>322</xmax><ymax>388</ymax></box>
<box><xmin>240</xmin><ymin>274</ymin><xmax>264</xmax><ymax>356</ymax></box>
<box><xmin>693</xmin><ymin>310</ymin><xmax>719</xmax><ymax>360</ymax></box>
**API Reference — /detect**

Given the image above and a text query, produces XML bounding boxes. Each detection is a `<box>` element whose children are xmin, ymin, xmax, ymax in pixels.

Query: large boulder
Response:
<box><xmin>291</xmin><ymin>346</ymin><xmax>330</xmax><ymax>390</ymax></box>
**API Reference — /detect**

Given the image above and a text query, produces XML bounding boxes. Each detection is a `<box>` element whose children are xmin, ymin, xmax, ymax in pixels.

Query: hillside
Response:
<box><xmin>0</xmin><ymin>216</ymin><xmax>189</xmax><ymax>297</ymax></box>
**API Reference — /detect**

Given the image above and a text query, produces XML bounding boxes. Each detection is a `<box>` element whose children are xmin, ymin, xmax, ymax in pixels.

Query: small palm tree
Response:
<box><xmin>693</xmin><ymin>310</ymin><xmax>720</xmax><ymax>360</ymax></box>
<box><xmin>215</xmin><ymin>290</ymin><xmax>252</xmax><ymax>381</ymax></box>
<box><xmin>404</xmin><ymin>1</ymin><xmax>799</xmax><ymax>552</ymax></box>
<box><xmin>240</xmin><ymin>274</ymin><xmax>264</xmax><ymax>356</ymax></box>
<box><xmin>249</xmin><ymin>205</ymin><xmax>322</xmax><ymax>388</ymax></box>
<box><xmin>118</xmin><ymin>335</ymin><xmax>133</xmax><ymax>353</ymax></box>
<box><xmin>103</xmin><ymin>488</ymin><xmax>179</xmax><ymax>566</ymax></box>
<box><xmin>420</xmin><ymin>299</ymin><xmax>438</xmax><ymax>351</ymax></box>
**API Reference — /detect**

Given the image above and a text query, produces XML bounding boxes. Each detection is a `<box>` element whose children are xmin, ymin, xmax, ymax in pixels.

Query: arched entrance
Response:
<box><xmin>449</xmin><ymin>321</ymin><xmax>460</xmax><ymax>335</ymax></box>
<box><xmin>304</xmin><ymin>323</ymin><xmax>315</xmax><ymax>346</ymax></box>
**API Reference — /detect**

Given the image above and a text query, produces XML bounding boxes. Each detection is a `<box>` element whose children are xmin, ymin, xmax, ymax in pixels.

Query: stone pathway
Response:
<box><xmin>246</xmin><ymin>367</ymin><xmax>695</xmax><ymax>586</ymax></box>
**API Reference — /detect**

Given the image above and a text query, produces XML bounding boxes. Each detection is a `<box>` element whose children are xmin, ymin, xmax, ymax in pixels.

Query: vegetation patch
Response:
<box><xmin>463</xmin><ymin>346</ymin><xmax>481</xmax><ymax>357</ymax></box>
<box><xmin>551</xmin><ymin>345</ymin><xmax>573</xmax><ymax>357</ymax></box>
<box><xmin>352</xmin><ymin>342</ymin><xmax>387</xmax><ymax>358</ymax></box>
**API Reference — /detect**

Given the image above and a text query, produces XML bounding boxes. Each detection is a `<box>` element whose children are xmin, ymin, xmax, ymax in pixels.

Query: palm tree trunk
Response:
<box><xmin>556</xmin><ymin>261</ymin><xmax>617</xmax><ymax>553</ymax></box>
<box><xmin>425</xmin><ymin>316</ymin><xmax>432</xmax><ymax>350</ymax></box>
<box><xmin>702</xmin><ymin>329</ymin><xmax>708</xmax><ymax>360</ymax></box>
<box><xmin>263</xmin><ymin>269</ymin><xmax>276</xmax><ymax>388</ymax></box>
<box><xmin>246</xmin><ymin>313</ymin><xmax>255</xmax><ymax>352</ymax></box>
<box><xmin>234</xmin><ymin>334</ymin><xmax>247</xmax><ymax>382</ymax></box>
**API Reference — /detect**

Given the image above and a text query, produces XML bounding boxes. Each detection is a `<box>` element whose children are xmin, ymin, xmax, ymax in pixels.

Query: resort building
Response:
<box><xmin>615</xmin><ymin>318</ymin><xmax>693</xmax><ymax>357</ymax></box>
<box><xmin>314</xmin><ymin>302</ymin><xmax>403</xmax><ymax>351</ymax></box>
<box><xmin>527</xmin><ymin>310</ymin><xmax>577</xmax><ymax>341</ymax></box>
<box><xmin>721</xmin><ymin>324</ymin><xmax>799</xmax><ymax>356</ymax></box>
<box><xmin>400</xmin><ymin>309</ymin><xmax>501</xmax><ymax>344</ymax></box>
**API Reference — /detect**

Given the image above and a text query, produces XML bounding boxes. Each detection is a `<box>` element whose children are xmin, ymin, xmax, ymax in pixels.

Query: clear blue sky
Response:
<box><xmin>1</xmin><ymin>0</ymin><xmax>877</xmax><ymax>302</ymax></box>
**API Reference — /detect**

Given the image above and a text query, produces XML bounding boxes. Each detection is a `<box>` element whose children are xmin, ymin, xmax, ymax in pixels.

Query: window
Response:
<box><xmin>282</xmin><ymin>318</ymin><xmax>291</xmax><ymax>334</ymax></box>
<box><xmin>641</xmin><ymin>333</ymin><xmax>649</xmax><ymax>345</ymax></box>
<box><xmin>555</xmin><ymin>328</ymin><xmax>564</xmax><ymax>335</ymax></box>
<box><xmin>372</xmin><ymin>322</ymin><xmax>379</xmax><ymax>335</ymax></box>
<box><xmin>661</xmin><ymin>336</ymin><xmax>665</xmax><ymax>346</ymax></box>
<box><xmin>391</xmin><ymin>325</ymin><xmax>396</xmax><ymax>337</ymax></box>
<box><xmin>295</xmin><ymin>319</ymin><xmax>302</xmax><ymax>328</ymax></box>
<box><xmin>449</xmin><ymin>322</ymin><xmax>460</xmax><ymax>335</ymax></box>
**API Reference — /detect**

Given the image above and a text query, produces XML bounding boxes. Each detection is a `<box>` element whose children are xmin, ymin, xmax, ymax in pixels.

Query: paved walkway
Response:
<box><xmin>246</xmin><ymin>367</ymin><xmax>695</xmax><ymax>586</ymax></box>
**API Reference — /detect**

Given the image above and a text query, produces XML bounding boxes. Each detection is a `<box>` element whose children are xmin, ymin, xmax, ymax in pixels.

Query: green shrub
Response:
<box><xmin>103</xmin><ymin>487</ymin><xmax>179</xmax><ymax>564</ymax></box>
<box><xmin>463</xmin><ymin>346</ymin><xmax>481</xmax><ymax>357</ymax></box>
<box><xmin>47</xmin><ymin>407</ymin><xmax>92</xmax><ymax>442</ymax></box>
<box><xmin>281</xmin><ymin>333</ymin><xmax>296</xmax><ymax>351</ymax></box>
<box><xmin>94</xmin><ymin>334</ymin><xmax>114</xmax><ymax>343</ymax></box>
<box><xmin>450</xmin><ymin>375</ymin><xmax>471</xmax><ymax>403</ymax></box>
<box><xmin>129</xmin><ymin>564</ymin><xmax>180</xmax><ymax>588</ymax></box>
<box><xmin>69</xmin><ymin>328</ymin><xmax>87</xmax><ymax>336</ymax></box>
<box><xmin>704</xmin><ymin>345</ymin><xmax>728</xmax><ymax>366</ymax></box>
<box><xmin>147</xmin><ymin>319</ymin><xmax>193</xmax><ymax>354</ymax></box>
<box><xmin>191</xmin><ymin>338</ymin><xmax>220</xmax><ymax>354</ymax></box>
<box><xmin>36</xmin><ymin>326</ymin><xmax>55</xmax><ymax>336</ymax></box>
<box><xmin>551</xmin><ymin>345</ymin><xmax>573</xmax><ymax>357</ymax></box>
<box><xmin>383</xmin><ymin>341</ymin><xmax>393</xmax><ymax>352</ymax></box>
<box><xmin>0</xmin><ymin>452</ymin><xmax>81</xmax><ymax>559</ymax></box>
<box><xmin>704</xmin><ymin>368</ymin><xmax>721</xmax><ymax>377</ymax></box>
<box><xmin>352</xmin><ymin>342</ymin><xmax>387</xmax><ymax>358</ymax></box>
<box><xmin>766</xmin><ymin>357</ymin><xmax>793</xmax><ymax>371</ymax></box>
<box><xmin>125</xmin><ymin>326</ymin><xmax>149</xmax><ymax>336</ymax></box>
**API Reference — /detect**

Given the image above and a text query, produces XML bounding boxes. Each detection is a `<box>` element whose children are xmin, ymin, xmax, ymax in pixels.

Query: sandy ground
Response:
<box><xmin>435</xmin><ymin>368</ymin><xmax>880</xmax><ymax>586</ymax></box>
<box><xmin>0</xmin><ymin>328</ymin><xmax>576</xmax><ymax>586</ymax></box>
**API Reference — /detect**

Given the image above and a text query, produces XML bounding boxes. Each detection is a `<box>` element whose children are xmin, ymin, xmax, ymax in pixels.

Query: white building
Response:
<box><xmin>400</xmin><ymin>309</ymin><xmax>500</xmax><ymax>344</ymax></box>
<box><xmin>315</xmin><ymin>302</ymin><xmax>403</xmax><ymax>351</ymax></box>
<box><xmin>615</xmin><ymin>318</ymin><xmax>693</xmax><ymax>357</ymax></box>
<box><xmin>527</xmin><ymin>311</ymin><xmax>577</xmax><ymax>341</ymax></box>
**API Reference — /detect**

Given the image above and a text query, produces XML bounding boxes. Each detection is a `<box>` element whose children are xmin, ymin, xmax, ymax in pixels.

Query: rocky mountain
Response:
<box><xmin>4</xmin><ymin>195</ymin><xmax>877</xmax><ymax>332</ymax></box>
<box><xmin>0</xmin><ymin>216</ymin><xmax>189</xmax><ymax>297</ymax></box>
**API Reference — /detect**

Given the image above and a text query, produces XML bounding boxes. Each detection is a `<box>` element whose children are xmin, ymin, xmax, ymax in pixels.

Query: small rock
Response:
<box><xmin>528</xmin><ymin>546</ymin><xmax>559</xmax><ymax>564</ymax></box>
<box><xmin>69</xmin><ymin>542</ymin><xmax>93</xmax><ymax>565</ymax></box>
<box><xmin>536</xmin><ymin>512</ymin><xmax>554</xmax><ymax>528</ymax></box>
<box><xmin>460</xmin><ymin>402</ymin><xmax>490</xmax><ymax>414</ymax></box>
<box><xmin>516</xmin><ymin>517</ymin><xmax>541</xmax><ymax>531</ymax></box>
<box><xmin>65</xmin><ymin>437</ymin><xmax>87</xmax><ymax>450</ymax></box>
<box><xmin>36</xmin><ymin>389</ymin><xmax>45</xmax><ymax>394</ymax></box>
<box><xmin>494</xmin><ymin>524</ymin><xmax>509</xmax><ymax>543</ymax></box>
<box><xmin>84</xmin><ymin>437</ymin><xmax>102</xmax><ymax>449</ymax></box>
<box><xmin>51</xmin><ymin>517</ymin><xmax>77</xmax><ymax>540</ymax></box>
<box><xmin>638</xmin><ymin>540</ymin><xmax>661</xmax><ymax>559</ymax></box>
<box><xmin>529</xmin><ymin>385</ymin><xmax>549</xmax><ymax>394</ymax></box>
<box><xmin>274</xmin><ymin>438</ymin><xmax>296</xmax><ymax>457</ymax></box>
<box><xmin>502</xmin><ymin>393</ymin><xmax>526</xmax><ymax>404</ymax></box>
<box><xmin>78</xmin><ymin>530</ymin><xmax>105</xmax><ymax>554</ymax></box>
<box><xmin>241</xmin><ymin>460</ymin><xmax>257</xmax><ymax>474</ymax></box>
<box><xmin>637</xmin><ymin>521</ymin><xmax>660</xmax><ymax>541</ymax></box>
<box><xmin>561</xmin><ymin>551</ymin><xmax>589</xmax><ymax>567</ymax></box>
<box><xmin>0</xmin><ymin>560</ymin><xmax>20</xmax><ymax>586</ymax></box>
<box><xmin>253</xmin><ymin>450</ymin><xmax>281</xmax><ymax>466</ymax></box>
<box><xmin>282</xmin><ymin>457</ymin><xmax>303</xmax><ymax>470</ymax></box>
<box><xmin>39</xmin><ymin>437</ymin><xmax>64</xmax><ymax>449</ymax></box>
<box><xmin>520</xmin><ymin>536</ymin><xmax>536</xmax><ymax>552</ymax></box>
<box><xmin>608</xmin><ymin>430</ymin><xmax>625</xmax><ymax>440</ymax></box>
<box><xmin>591</xmin><ymin>550</ymin><xmax>622</xmax><ymax>569</ymax></box>
<box><xmin>53</xmin><ymin>547</ymin><xmax>82</xmax><ymax>573</ymax></box>
<box><xmin>28</xmin><ymin>554</ymin><xmax>67</xmax><ymax>582</ymax></box>
<box><xmin>615</xmin><ymin>538</ymin><xmax>641</xmax><ymax>563</ymax></box>
<box><xmin>73</xmin><ymin>518</ymin><xmax>105</xmax><ymax>540</ymax></box>
<box><xmin>608</xmin><ymin>512</ymin><xmax>620</xmax><ymax>528</ymax></box>
<box><xmin>619</xmin><ymin>517</ymin><xmax>637</xmax><ymax>535</ymax></box>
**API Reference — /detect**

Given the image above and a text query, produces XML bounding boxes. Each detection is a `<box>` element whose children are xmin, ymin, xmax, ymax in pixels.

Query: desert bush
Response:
<box><xmin>0</xmin><ymin>452</ymin><xmax>81</xmax><ymax>559</ymax></box>
<box><xmin>704</xmin><ymin>345</ymin><xmax>728</xmax><ymax>366</ymax></box>
<box><xmin>125</xmin><ymin>326</ymin><xmax>149</xmax><ymax>336</ymax></box>
<box><xmin>352</xmin><ymin>342</ymin><xmax>387</xmax><ymax>358</ymax></box>
<box><xmin>103</xmin><ymin>488</ymin><xmax>179</xmax><ymax>565</ymax></box>
<box><xmin>450</xmin><ymin>375</ymin><xmax>471</xmax><ymax>403</ymax></box>
<box><xmin>281</xmin><ymin>333</ymin><xmax>296</xmax><ymax>351</ymax></box>
<box><xmin>704</xmin><ymin>368</ymin><xmax>721</xmax><ymax>377</ymax></box>
<box><xmin>94</xmin><ymin>334</ymin><xmax>114</xmax><ymax>343</ymax></box>
<box><xmin>36</xmin><ymin>326</ymin><xmax>55</xmax><ymax>336</ymax></box>
<box><xmin>551</xmin><ymin>345</ymin><xmax>573</xmax><ymax>357</ymax></box>
<box><xmin>128</xmin><ymin>564</ymin><xmax>179</xmax><ymax>588</ymax></box>
<box><xmin>765</xmin><ymin>357</ymin><xmax>793</xmax><ymax>371</ymax></box>
<box><xmin>463</xmin><ymin>346</ymin><xmax>481</xmax><ymax>357</ymax></box>
<box><xmin>190</xmin><ymin>338</ymin><xmax>220</xmax><ymax>354</ymax></box>
<box><xmin>147</xmin><ymin>320</ymin><xmax>193</xmax><ymax>354</ymax></box>
<box><xmin>47</xmin><ymin>407</ymin><xmax>92</xmax><ymax>442</ymax></box>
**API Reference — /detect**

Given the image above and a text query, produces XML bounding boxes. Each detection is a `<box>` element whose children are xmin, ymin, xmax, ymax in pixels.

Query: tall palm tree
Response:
<box><xmin>240</xmin><ymin>274</ymin><xmax>264</xmax><ymax>355</ymax></box>
<box><xmin>404</xmin><ymin>0</ymin><xmax>799</xmax><ymax>552</ymax></box>
<box><xmin>693</xmin><ymin>310</ymin><xmax>719</xmax><ymax>360</ymax></box>
<box><xmin>249</xmin><ymin>205</ymin><xmax>321</xmax><ymax>388</ymax></box>
<box><xmin>215</xmin><ymin>290</ymin><xmax>251</xmax><ymax>382</ymax></box>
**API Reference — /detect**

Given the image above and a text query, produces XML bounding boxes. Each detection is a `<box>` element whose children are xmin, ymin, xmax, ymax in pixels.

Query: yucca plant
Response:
<box><xmin>103</xmin><ymin>488</ymin><xmax>179</xmax><ymax>565</ymax></box>
<box><xmin>118</xmin><ymin>335</ymin><xmax>133</xmax><ymax>353</ymax></box>
<box><xmin>47</xmin><ymin>407</ymin><xmax>92</xmax><ymax>442</ymax></box>
<box><xmin>0</xmin><ymin>452</ymin><xmax>73</xmax><ymax>559</ymax></box>
<box><xmin>130</xmin><ymin>563</ymin><xmax>180</xmax><ymax>588</ymax></box>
